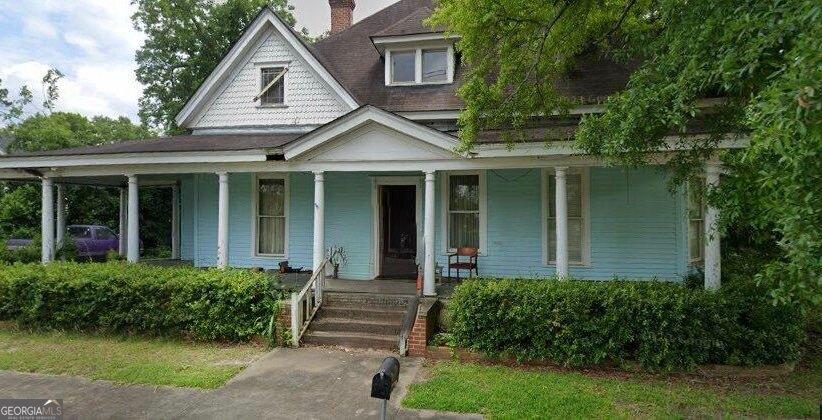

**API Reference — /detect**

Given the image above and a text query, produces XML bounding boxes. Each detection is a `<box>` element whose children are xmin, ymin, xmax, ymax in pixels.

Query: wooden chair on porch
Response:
<box><xmin>447</xmin><ymin>247</ymin><xmax>479</xmax><ymax>281</ymax></box>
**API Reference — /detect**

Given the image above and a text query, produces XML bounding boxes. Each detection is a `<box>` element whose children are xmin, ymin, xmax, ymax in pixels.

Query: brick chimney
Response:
<box><xmin>329</xmin><ymin>0</ymin><xmax>356</xmax><ymax>35</ymax></box>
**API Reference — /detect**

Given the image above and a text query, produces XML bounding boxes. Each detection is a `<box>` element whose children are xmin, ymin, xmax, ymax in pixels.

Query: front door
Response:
<box><xmin>379</xmin><ymin>185</ymin><xmax>417</xmax><ymax>278</ymax></box>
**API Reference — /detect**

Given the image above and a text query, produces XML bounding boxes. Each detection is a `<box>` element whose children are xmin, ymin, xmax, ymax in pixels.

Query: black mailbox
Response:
<box><xmin>371</xmin><ymin>357</ymin><xmax>400</xmax><ymax>400</ymax></box>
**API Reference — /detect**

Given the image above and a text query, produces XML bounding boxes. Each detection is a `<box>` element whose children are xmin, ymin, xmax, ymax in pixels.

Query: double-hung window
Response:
<box><xmin>255</xmin><ymin>176</ymin><xmax>287</xmax><ymax>256</ymax></box>
<box><xmin>545</xmin><ymin>170</ymin><xmax>589</xmax><ymax>265</ymax></box>
<box><xmin>687</xmin><ymin>180</ymin><xmax>705</xmax><ymax>265</ymax></box>
<box><xmin>445</xmin><ymin>173</ymin><xmax>485</xmax><ymax>251</ymax></box>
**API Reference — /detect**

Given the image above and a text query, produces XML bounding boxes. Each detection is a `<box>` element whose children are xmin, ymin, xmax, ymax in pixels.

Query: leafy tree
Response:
<box><xmin>0</xmin><ymin>74</ymin><xmax>169</xmax><ymax>253</ymax></box>
<box><xmin>132</xmin><ymin>0</ymin><xmax>302</xmax><ymax>133</ymax></box>
<box><xmin>9</xmin><ymin>113</ymin><xmax>154</xmax><ymax>152</ymax></box>
<box><xmin>430</xmin><ymin>0</ymin><xmax>820</xmax><ymax>305</ymax></box>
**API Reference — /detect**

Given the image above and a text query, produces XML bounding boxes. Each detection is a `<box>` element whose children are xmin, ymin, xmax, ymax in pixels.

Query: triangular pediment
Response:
<box><xmin>284</xmin><ymin>106</ymin><xmax>462</xmax><ymax>162</ymax></box>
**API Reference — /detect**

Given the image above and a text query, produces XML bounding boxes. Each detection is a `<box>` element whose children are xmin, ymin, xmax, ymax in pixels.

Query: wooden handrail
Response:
<box><xmin>290</xmin><ymin>257</ymin><xmax>331</xmax><ymax>347</ymax></box>
<box><xmin>296</xmin><ymin>257</ymin><xmax>330</xmax><ymax>301</ymax></box>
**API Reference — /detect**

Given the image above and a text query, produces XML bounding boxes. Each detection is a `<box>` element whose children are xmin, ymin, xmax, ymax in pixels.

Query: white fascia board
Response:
<box><xmin>399</xmin><ymin>110</ymin><xmax>461</xmax><ymax>120</ymax></box>
<box><xmin>46</xmin><ymin>155</ymin><xmax>620</xmax><ymax>178</ymax></box>
<box><xmin>284</xmin><ymin>106</ymin><xmax>461</xmax><ymax>159</ymax></box>
<box><xmin>175</xmin><ymin>8</ymin><xmax>358</xmax><ymax>127</ymax></box>
<box><xmin>372</xmin><ymin>33</ymin><xmax>460</xmax><ymax>54</ymax></box>
<box><xmin>472</xmin><ymin>134</ymin><xmax>748</xmax><ymax>158</ymax></box>
<box><xmin>0</xmin><ymin>151</ymin><xmax>269</xmax><ymax>169</ymax></box>
<box><xmin>191</xmin><ymin>124</ymin><xmax>320</xmax><ymax>135</ymax></box>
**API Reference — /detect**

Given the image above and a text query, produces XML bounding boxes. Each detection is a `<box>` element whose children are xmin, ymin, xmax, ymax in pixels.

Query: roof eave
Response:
<box><xmin>0</xmin><ymin>150</ymin><xmax>272</xmax><ymax>170</ymax></box>
<box><xmin>370</xmin><ymin>32</ymin><xmax>460</xmax><ymax>55</ymax></box>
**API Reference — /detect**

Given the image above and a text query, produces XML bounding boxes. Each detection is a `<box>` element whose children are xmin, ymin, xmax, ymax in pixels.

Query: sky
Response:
<box><xmin>0</xmin><ymin>0</ymin><xmax>397</xmax><ymax>123</ymax></box>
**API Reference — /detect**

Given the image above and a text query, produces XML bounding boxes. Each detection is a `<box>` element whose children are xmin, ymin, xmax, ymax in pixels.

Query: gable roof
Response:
<box><xmin>284</xmin><ymin>105</ymin><xmax>460</xmax><ymax>160</ymax></box>
<box><xmin>174</xmin><ymin>6</ymin><xmax>359</xmax><ymax>128</ymax></box>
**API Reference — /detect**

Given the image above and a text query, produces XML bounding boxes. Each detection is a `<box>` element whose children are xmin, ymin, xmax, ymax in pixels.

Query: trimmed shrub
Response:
<box><xmin>0</xmin><ymin>262</ymin><xmax>282</xmax><ymax>342</ymax></box>
<box><xmin>448</xmin><ymin>277</ymin><xmax>805</xmax><ymax>370</ymax></box>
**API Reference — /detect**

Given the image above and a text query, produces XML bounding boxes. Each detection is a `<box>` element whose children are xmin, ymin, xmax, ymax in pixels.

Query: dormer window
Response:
<box><xmin>383</xmin><ymin>45</ymin><xmax>455</xmax><ymax>86</ymax></box>
<box><xmin>253</xmin><ymin>62</ymin><xmax>289</xmax><ymax>107</ymax></box>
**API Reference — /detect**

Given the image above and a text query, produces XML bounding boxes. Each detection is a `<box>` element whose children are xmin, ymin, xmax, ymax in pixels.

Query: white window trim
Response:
<box><xmin>687</xmin><ymin>179</ymin><xmax>705</xmax><ymax>266</ymax></box>
<box><xmin>541</xmin><ymin>168</ymin><xmax>591</xmax><ymax>266</ymax></box>
<box><xmin>385</xmin><ymin>45</ymin><xmax>455</xmax><ymax>86</ymax></box>
<box><xmin>371</xmin><ymin>176</ymin><xmax>424</xmax><ymax>279</ymax></box>
<box><xmin>254</xmin><ymin>61</ymin><xmax>290</xmax><ymax>108</ymax></box>
<box><xmin>441</xmin><ymin>170</ymin><xmax>488</xmax><ymax>255</ymax></box>
<box><xmin>251</xmin><ymin>173</ymin><xmax>289</xmax><ymax>258</ymax></box>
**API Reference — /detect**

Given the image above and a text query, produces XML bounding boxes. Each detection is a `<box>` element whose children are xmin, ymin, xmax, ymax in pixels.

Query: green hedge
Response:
<box><xmin>448</xmin><ymin>278</ymin><xmax>805</xmax><ymax>370</ymax></box>
<box><xmin>0</xmin><ymin>263</ymin><xmax>281</xmax><ymax>342</ymax></box>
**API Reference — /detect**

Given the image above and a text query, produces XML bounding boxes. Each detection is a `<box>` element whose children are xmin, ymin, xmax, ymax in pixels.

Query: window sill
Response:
<box><xmin>254</xmin><ymin>253</ymin><xmax>287</xmax><ymax>259</ymax></box>
<box><xmin>256</xmin><ymin>104</ymin><xmax>288</xmax><ymax>109</ymax></box>
<box><xmin>387</xmin><ymin>81</ymin><xmax>453</xmax><ymax>87</ymax></box>
<box><xmin>544</xmin><ymin>262</ymin><xmax>591</xmax><ymax>268</ymax></box>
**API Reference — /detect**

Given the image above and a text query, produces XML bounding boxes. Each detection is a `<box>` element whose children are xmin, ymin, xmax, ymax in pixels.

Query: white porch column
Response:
<box><xmin>423</xmin><ymin>171</ymin><xmax>436</xmax><ymax>296</ymax></box>
<box><xmin>127</xmin><ymin>175</ymin><xmax>140</xmax><ymax>263</ymax></box>
<box><xmin>555</xmin><ymin>167</ymin><xmax>569</xmax><ymax>278</ymax></box>
<box><xmin>41</xmin><ymin>177</ymin><xmax>54</xmax><ymax>264</ymax></box>
<box><xmin>217</xmin><ymin>172</ymin><xmax>229</xmax><ymax>269</ymax></box>
<box><xmin>312</xmin><ymin>172</ymin><xmax>325</xmax><ymax>272</ymax></box>
<box><xmin>171</xmin><ymin>183</ymin><xmax>180</xmax><ymax>260</ymax></box>
<box><xmin>55</xmin><ymin>184</ymin><xmax>66</xmax><ymax>248</ymax></box>
<box><xmin>118</xmin><ymin>188</ymin><xmax>127</xmax><ymax>257</ymax></box>
<box><xmin>313</xmin><ymin>172</ymin><xmax>325</xmax><ymax>302</ymax></box>
<box><xmin>704</xmin><ymin>164</ymin><xmax>722</xmax><ymax>290</ymax></box>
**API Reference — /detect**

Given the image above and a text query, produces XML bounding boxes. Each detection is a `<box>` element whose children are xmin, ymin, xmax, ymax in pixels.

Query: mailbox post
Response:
<box><xmin>371</xmin><ymin>357</ymin><xmax>400</xmax><ymax>420</ymax></box>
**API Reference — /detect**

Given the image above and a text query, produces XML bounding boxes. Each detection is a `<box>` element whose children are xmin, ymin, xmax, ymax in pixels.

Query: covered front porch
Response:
<box><xmin>1</xmin><ymin>106</ymin><xmax>726</xmax><ymax>295</ymax></box>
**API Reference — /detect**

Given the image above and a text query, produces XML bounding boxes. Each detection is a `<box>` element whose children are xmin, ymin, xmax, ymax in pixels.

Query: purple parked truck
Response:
<box><xmin>6</xmin><ymin>225</ymin><xmax>121</xmax><ymax>258</ymax></box>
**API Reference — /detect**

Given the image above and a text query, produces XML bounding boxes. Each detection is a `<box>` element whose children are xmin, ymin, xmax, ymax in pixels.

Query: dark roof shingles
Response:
<box><xmin>372</xmin><ymin>7</ymin><xmax>444</xmax><ymax>37</ymax></box>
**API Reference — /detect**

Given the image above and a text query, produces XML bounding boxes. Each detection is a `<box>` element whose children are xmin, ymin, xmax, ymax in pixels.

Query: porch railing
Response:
<box><xmin>290</xmin><ymin>257</ymin><xmax>330</xmax><ymax>347</ymax></box>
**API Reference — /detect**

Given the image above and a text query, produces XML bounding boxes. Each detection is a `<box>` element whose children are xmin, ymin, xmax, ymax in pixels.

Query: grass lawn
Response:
<box><xmin>0</xmin><ymin>327</ymin><xmax>268</xmax><ymax>389</ymax></box>
<box><xmin>403</xmin><ymin>360</ymin><xmax>821</xmax><ymax>419</ymax></box>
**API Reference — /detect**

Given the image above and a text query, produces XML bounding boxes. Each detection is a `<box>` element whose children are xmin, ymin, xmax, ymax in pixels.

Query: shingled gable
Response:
<box><xmin>174</xmin><ymin>6</ymin><xmax>359</xmax><ymax>128</ymax></box>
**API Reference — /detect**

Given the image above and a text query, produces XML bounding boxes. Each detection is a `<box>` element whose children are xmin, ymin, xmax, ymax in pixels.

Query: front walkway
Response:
<box><xmin>0</xmin><ymin>347</ymin><xmax>477</xmax><ymax>419</ymax></box>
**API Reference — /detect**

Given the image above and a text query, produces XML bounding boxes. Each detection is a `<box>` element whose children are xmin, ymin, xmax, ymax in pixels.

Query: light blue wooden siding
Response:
<box><xmin>434</xmin><ymin>167</ymin><xmax>687</xmax><ymax>280</ymax></box>
<box><xmin>179</xmin><ymin>175</ymin><xmax>195</xmax><ymax>261</ymax></box>
<box><xmin>184</xmin><ymin>172</ymin><xmax>316</xmax><ymax>270</ymax></box>
<box><xmin>288</xmin><ymin>173</ymin><xmax>315</xmax><ymax>270</ymax></box>
<box><xmin>180</xmin><ymin>168</ymin><xmax>686</xmax><ymax>280</ymax></box>
<box><xmin>324</xmin><ymin>173</ymin><xmax>374</xmax><ymax>279</ymax></box>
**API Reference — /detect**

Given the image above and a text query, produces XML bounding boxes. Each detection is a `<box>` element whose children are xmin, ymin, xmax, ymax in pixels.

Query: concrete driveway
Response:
<box><xmin>0</xmin><ymin>347</ymin><xmax>479</xmax><ymax>419</ymax></box>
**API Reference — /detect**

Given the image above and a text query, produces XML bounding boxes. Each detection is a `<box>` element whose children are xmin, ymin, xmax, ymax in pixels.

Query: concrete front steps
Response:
<box><xmin>301</xmin><ymin>292</ymin><xmax>412</xmax><ymax>351</ymax></box>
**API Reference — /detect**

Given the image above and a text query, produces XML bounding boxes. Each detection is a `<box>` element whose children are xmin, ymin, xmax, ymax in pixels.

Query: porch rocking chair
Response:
<box><xmin>447</xmin><ymin>247</ymin><xmax>479</xmax><ymax>281</ymax></box>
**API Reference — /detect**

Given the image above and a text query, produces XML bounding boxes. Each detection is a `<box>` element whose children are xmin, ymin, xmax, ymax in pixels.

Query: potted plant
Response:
<box><xmin>326</xmin><ymin>245</ymin><xmax>348</xmax><ymax>279</ymax></box>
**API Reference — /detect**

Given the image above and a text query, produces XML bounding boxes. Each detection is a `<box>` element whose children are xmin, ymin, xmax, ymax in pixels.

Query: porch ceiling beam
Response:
<box><xmin>32</xmin><ymin>156</ymin><xmax>627</xmax><ymax>178</ymax></box>
<box><xmin>0</xmin><ymin>150</ymin><xmax>268</xmax><ymax>169</ymax></box>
